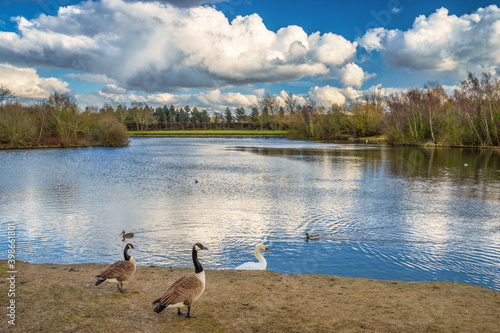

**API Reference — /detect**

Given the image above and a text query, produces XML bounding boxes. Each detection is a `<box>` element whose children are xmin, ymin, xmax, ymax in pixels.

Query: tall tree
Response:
<box><xmin>235</xmin><ymin>107</ymin><xmax>246</xmax><ymax>128</ymax></box>
<box><xmin>283</xmin><ymin>91</ymin><xmax>298</xmax><ymax>114</ymax></box>
<box><xmin>260</xmin><ymin>94</ymin><xmax>279</xmax><ymax>130</ymax></box>
<box><xmin>185</xmin><ymin>105</ymin><xmax>191</xmax><ymax>129</ymax></box>
<box><xmin>155</xmin><ymin>106</ymin><xmax>166</xmax><ymax>129</ymax></box>
<box><xmin>179</xmin><ymin>107</ymin><xmax>187</xmax><ymax>129</ymax></box>
<box><xmin>261</xmin><ymin>106</ymin><xmax>270</xmax><ymax>130</ymax></box>
<box><xmin>46</xmin><ymin>92</ymin><xmax>81</xmax><ymax>146</ymax></box>
<box><xmin>168</xmin><ymin>105</ymin><xmax>176</xmax><ymax>129</ymax></box>
<box><xmin>201</xmin><ymin>109</ymin><xmax>209</xmax><ymax>129</ymax></box>
<box><xmin>225</xmin><ymin>107</ymin><xmax>233</xmax><ymax>128</ymax></box>
<box><xmin>250</xmin><ymin>107</ymin><xmax>260</xmax><ymax>129</ymax></box>
<box><xmin>191</xmin><ymin>107</ymin><xmax>201</xmax><ymax>129</ymax></box>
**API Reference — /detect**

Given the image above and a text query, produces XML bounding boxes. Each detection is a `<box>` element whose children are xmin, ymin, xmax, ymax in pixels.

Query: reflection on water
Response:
<box><xmin>0</xmin><ymin>138</ymin><xmax>499</xmax><ymax>291</ymax></box>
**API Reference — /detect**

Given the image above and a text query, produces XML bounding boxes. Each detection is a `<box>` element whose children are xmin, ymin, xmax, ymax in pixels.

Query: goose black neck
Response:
<box><xmin>123</xmin><ymin>246</ymin><xmax>131</xmax><ymax>261</ymax></box>
<box><xmin>192</xmin><ymin>247</ymin><xmax>203</xmax><ymax>273</ymax></box>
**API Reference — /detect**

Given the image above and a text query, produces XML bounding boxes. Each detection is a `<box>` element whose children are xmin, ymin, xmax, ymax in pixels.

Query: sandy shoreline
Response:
<box><xmin>0</xmin><ymin>261</ymin><xmax>499</xmax><ymax>332</ymax></box>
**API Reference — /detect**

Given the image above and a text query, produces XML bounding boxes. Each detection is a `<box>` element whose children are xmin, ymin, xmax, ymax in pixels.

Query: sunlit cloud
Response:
<box><xmin>0</xmin><ymin>0</ymin><xmax>360</xmax><ymax>93</ymax></box>
<box><xmin>308</xmin><ymin>85</ymin><xmax>362</xmax><ymax>107</ymax></box>
<box><xmin>0</xmin><ymin>63</ymin><xmax>69</xmax><ymax>99</ymax></box>
<box><xmin>359</xmin><ymin>5</ymin><xmax>500</xmax><ymax>77</ymax></box>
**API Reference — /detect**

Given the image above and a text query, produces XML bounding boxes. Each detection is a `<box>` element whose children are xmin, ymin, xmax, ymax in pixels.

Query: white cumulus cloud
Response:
<box><xmin>308</xmin><ymin>85</ymin><xmax>361</xmax><ymax>107</ymax></box>
<box><xmin>0</xmin><ymin>0</ymin><xmax>360</xmax><ymax>93</ymax></box>
<box><xmin>359</xmin><ymin>5</ymin><xmax>500</xmax><ymax>75</ymax></box>
<box><xmin>0</xmin><ymin>63</ymin><xmax>69</xmax><ymax>99</ymax></box>
<box><xmin>341</xmin><ymin>63</ymin><xmax>371</xmax><ymax>88</ymax></box>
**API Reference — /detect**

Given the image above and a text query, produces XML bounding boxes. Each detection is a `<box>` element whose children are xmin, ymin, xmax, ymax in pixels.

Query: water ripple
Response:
<box><xmin>0</xmin><ymin>138</ymin><xmax>499</xmax><ymax>291</ymax></box>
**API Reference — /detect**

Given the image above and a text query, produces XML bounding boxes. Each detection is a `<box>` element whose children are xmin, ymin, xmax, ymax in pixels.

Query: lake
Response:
<box><xmin>1</xmin><ymin>138</ymin><xmax>499</xmax><ymax>291</ymax></box>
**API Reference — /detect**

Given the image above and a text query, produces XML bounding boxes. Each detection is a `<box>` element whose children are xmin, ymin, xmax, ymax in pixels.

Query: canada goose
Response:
<box><xmin>95</xmin><ymin>243</ymin><xmax>136</xmax><ymax>293</ymax></box>
<box><xmin>305</xmin><ymin>233</ymin><xmax>320</xmax><ymax>240</ymax></box>
<box><xmin>153</xmin><ymin>243</ymin><xmax>209</xmax><ymax>318</ymax></box>
<box><xmin>121</xmin><ymin>231</ymin><xmax>134</xmax><ymax>238</ymax></box>
<box><xmin>234</xmin><ymin>244</ymin><xmax>269</xmax><ymax>270</ymax></box>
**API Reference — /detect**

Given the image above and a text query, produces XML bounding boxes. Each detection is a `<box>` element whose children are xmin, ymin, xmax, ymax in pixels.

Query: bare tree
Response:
<box><xmin>283</xmin><ymin>91</ymin><xmax>298</xmax><ymax>114</ymax></box>
<box><xmin>260</xmin><ymin>94</ymin><xmax>279</xmax><ymax>130</ymax></box>
<box><xmin>0</xmin><ymin>85</ymin><xmax>16</xmax><ymax>102</ymax></box>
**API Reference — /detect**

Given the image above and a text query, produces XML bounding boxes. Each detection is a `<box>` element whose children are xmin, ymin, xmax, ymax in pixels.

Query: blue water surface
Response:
<box><xmin>1</xmin><ymin>138</ymin><xmax>499</xmax><ymax>291</ymax></box>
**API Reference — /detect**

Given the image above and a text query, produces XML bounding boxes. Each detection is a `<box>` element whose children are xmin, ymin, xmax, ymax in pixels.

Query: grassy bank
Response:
<box><xmin>128</xmin><ymin>130</ymin><xmax>287</xmax><ymax>138</ymax></box>
<box><xmin>1</xmin><ymin>261</ymin><xmax>498</xmax><ymax>332</ymax></box>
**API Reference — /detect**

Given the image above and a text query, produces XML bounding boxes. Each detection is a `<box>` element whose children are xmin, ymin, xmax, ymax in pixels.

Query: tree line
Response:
<box><xmin>1</xmin><ymin>72</ymin><xmax>499</xmax><ymax>148</ymax></box>
<box><xmin>0</xmin><ymin>89</ymin><xmax>129</xmax><ymax>148</ymax></box>
<box><xmin>284</xmin><ymin>72</ymin><xmax>500</xmax><ymax>147</ymax></box>
<box><xmin>97</xmin><ymin>72</ymin><xmax>499</xmax><ymax>147</ymax></box>
<box><xmin>385</xmin><ymin>73</ymin><xmax>500</xmax><ymax>146</ymax></box>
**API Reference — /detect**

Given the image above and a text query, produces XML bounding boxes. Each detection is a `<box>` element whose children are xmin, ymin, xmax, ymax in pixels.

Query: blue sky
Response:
<box><xmin>0</xmin><ymin>0</ymin><xmax>499</xmax><ymax>111</ymax></box>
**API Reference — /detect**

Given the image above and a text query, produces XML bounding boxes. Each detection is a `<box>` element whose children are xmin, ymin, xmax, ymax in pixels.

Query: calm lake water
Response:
<box><xmin>1</xmin><ymin>138</ymin><xmax>499</xmax><ymax>291</ymax></box>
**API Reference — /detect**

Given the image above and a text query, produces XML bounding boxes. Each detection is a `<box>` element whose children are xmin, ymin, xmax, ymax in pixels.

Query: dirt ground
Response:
<box><xmin>0</xmin><ymin>260</ymin><xmax>499</xmax><ymax>332</ymax></box>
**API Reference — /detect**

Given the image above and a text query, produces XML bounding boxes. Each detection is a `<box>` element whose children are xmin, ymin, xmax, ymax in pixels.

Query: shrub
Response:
<box><xmin>0</xmin><ymin>103</ymin><xmax>37</xmax><ymax>147</ymax></box>
<box><xmin>91</xmin><ymin>116</ymin><xmax>130</xmax><ymax>147</ymax></box>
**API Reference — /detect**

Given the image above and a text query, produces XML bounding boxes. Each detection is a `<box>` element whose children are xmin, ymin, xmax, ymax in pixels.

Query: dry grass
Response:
<box><xmin>0</xmin><ymin>261</ymin><xmax>499</xmax><ymax>332</ymax></box>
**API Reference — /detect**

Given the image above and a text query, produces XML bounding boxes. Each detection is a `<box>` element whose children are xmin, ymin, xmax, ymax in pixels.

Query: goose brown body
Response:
<box><xmin>153</xmin><ymin>243</ymin><xmax>208</xmax><ymax>318</ymax></box>
<box><xmin>156</xmin><ymin>272</ymin><xmax>205</xmax><ymax>308</ymax></box>
<box><xmin>95</xmin><ymin>243</ymin><xmax>136</xmax><ymax>293</ymax></box>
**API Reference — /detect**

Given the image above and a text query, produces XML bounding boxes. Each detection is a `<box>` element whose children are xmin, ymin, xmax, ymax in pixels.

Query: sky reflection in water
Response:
<box><xmin>0</xmin><ymin>138</ymin><xmax>499</xmax><ymax>291</ymax></box>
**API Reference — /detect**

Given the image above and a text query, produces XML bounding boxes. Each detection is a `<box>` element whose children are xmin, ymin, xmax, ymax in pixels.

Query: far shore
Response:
<box><xmin>128</xmin><ymin>129</ymin><xmax>288</xmax><ymax>138</ymax></box>
<box><xmin>1</xmin><ymin>261</ymin><xmax>498</xmax><ymax>332</ymax></box>
<box><xmin>2</xmin><ymin>131</ymin><xmax>500</xmax><ymax>149</ymax></box>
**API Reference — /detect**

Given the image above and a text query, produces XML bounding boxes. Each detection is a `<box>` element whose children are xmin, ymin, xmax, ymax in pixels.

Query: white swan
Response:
<box><xmin>234</xmin><ymin>244</ymin><xmax>269</xmax><ymax>270</ymax></box>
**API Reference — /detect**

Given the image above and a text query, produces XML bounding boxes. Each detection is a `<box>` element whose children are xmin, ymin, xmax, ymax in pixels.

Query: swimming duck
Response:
<box><xmin>305</xmin><ymin>233</ymin><xmax>320</xmax><ymax>240</ymax></box>
<box><xmin>121</xmin><ymin>231</ymin><xmax>134</xmax><ymax>238</ymax></box>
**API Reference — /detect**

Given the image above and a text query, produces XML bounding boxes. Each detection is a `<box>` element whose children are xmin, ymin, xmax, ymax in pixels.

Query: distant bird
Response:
<box><xmin>234</xmin><ymin>244</ymin><xmax>269</xmax><ymax>270</ymax></box>
<box><xmin>95</xmin><ymin>243</ymin><xmax>136</xmax><ymax>293</ymax></box>
<box><xmin>153</xmin><ymin>243</ymin><xmax>209</xmax><ymax>318</ymax></box>
<box><xmin>121</xmin><ymin>231</ymin><xmax>134</xmax><ymax>238</ymax></box>
<box><xmin>305</xmin><ymin>233</ymin><xmax>320</xmax><ymax>241</ymax></box>
<box><xmin>195</xmin><ymin>179</ymin><xmax>199</xmax><ymax>184</ymax></box>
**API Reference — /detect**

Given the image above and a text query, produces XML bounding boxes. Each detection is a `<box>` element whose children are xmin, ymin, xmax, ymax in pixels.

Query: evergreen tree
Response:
<box><xmin>250</xmin><ymin>107</ymin><xmax>260</xmax><ymax>129</ymax></box>
<box><xmin>225</xmin><ymin>107</ymin><xmax>232</xmax><ymax>127</ymax></box>
<box><xmin>201</xmin><ymin>109</ymin><xmax>209</xmax><ymax>129</ymax></box>
<box><xmin>235</xmin><ymin>107</ymin><xmax>246</xmax><ymax>128</ymax></box>
<box><xmin>155</xmin><ymin>106</ymin><xmax>165</xmax><ymax>129</ymax></box>
<box><xmin>179</xmin><ymin>107</ymin><xmax>187</xmax><ymax>129</ymax></box>
<box><xmin>168</xmin><ymin>105</ymin><xmax>176</xmax><ymax>129</ymax></box>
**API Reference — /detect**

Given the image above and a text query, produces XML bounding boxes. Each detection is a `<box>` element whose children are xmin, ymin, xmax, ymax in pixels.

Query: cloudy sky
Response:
<box><xmin>0</xmin><ymin>0</ymin><xmax>499</xmax><ymax>112</ymax></box>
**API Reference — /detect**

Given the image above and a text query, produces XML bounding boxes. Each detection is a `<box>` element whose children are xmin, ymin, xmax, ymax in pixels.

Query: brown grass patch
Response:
<box><xmin>1</xmin><ymin>261</ymin><xmax>499</xmax><ymax>332</ymax></box>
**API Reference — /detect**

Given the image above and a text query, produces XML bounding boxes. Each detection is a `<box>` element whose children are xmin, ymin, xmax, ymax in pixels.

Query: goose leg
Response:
<box><xmin>178</xmin><ymin>307</ymin><xmax>196</xmax><ymax>318</ymax></box>
<box><xmin>186</xmin><ymin>305</ymin><xmax>197</xmax><ymax>318</ymax></box>
<box><xmin>118</xmin><ymin>282</ymin><xmax>128</xmax><ymax>293</ymax></box>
